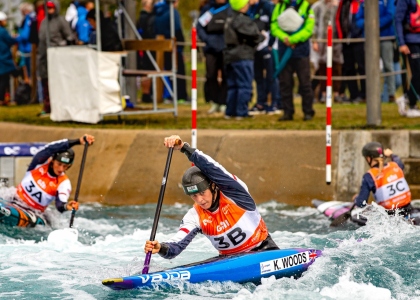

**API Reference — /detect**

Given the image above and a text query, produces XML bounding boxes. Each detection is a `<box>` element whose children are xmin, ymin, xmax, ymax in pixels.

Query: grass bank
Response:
<box><xmin>0</xmin><ymin>99</ymin><xmax>418</xmax><ymax>130</ymax></box>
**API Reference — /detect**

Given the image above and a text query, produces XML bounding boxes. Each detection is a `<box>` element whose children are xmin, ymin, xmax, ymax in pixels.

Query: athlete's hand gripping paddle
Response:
<box><xmin>142</xmin><ymin>139</ymin><xmax>181</xmax><ymax>274</ymax></box>
<box><xmin>69</xmin><ymin>136</ymin><xmax>89</xmax><ymax>228</ymax></box>
<box><xmin>330</xmin><ymin>203</ymin><xmax>356</xmax><ymax>227</ymax></box>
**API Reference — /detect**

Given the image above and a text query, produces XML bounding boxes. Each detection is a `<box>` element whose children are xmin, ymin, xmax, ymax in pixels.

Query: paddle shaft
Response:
<box><xmin>142</xmin><ymin>140</ymin><xmax>180</xmax><ymax>274</ymax></box>
<box><xmin>69</xmin><ymin>137</ymin><xmax>89</xmax><ymax>228</ymax></box>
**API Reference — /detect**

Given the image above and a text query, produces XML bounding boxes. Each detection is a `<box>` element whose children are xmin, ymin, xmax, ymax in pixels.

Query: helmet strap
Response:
<box><xmin>208</xmin><ymin>183</ymin><xmax>220</xmax><ymax>212</ymax></box>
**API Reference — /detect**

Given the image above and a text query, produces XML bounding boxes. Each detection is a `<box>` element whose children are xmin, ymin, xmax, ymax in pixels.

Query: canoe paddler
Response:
<box><xmin>8</xmin><ymin>134</ymin><xmax>95</xmax><ymax>226</ymax></box>
<box><xmin>144</xmin><ymin>134</ymin><xmax>279</xmax><ymax>258</ymax></box>
<box><xmin>353</xmin><ymin>142</ymin><xmax>413</xmax><ymax>217</ymax></box>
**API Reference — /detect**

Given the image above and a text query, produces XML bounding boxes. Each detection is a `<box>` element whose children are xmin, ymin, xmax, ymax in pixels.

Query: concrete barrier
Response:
<box><xmin>0</xmin><ymin>123</ymin><xmax>418</xmax><ymax>206</ymax></box>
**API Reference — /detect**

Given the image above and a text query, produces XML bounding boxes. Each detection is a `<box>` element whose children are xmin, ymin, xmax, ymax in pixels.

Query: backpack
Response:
<box><xmin>409</xmin><ymin>0</ymin><xmax>420</xmax><ymax>33</ymax></box>
<box><xmin>276</xmin><ymin>0</ymin><xmax>311</xmax><ymax>33</ymax></box>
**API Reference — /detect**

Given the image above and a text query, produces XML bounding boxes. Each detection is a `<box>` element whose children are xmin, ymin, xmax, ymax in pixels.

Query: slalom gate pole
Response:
<box><xmin>191</xmin><ymin>25</ymin><xmax>198</xmax><ymax>153</ymax></box>
<box><xmin>326</xmin><ymin>22</ymin><xmax>332</xmax><ymax>185</ymax></box>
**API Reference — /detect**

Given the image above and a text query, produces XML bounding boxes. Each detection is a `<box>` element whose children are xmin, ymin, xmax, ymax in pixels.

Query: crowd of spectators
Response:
<box><xmin>194</xmin><ymin>0</ymin><xmax>420</xmax><ymax>120</ymax></box>
<box><xmin>1</xmin><ymin>0</ymin><xmax>419</xmax><ymax>120</ymax></box>
<box><xmin>0</xmin><ymin>0</ymin><xmax>122</xmax><ymax>115</ymax></box>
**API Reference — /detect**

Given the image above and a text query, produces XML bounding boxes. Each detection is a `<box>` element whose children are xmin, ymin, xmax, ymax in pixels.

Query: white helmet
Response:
<box><xmin>0</xmin><ymin>12</ymin><xmax>7</xmax><ymax>21</ymax></box>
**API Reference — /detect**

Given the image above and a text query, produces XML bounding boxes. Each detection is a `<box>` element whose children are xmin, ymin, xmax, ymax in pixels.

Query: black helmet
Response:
<box><xmin>53</xmin><ymin>148</ymin><xmax>75</xmax><ymax>165</ymax></box>
<box><xmin>182</xmin><ymin>166</ymin><xmax>210</xmax><ymax>195</ymax></box>
<box><xmin>362</xmin><ymin>142</ymin><xmax>384</xmax><ymax>159</ymax></box>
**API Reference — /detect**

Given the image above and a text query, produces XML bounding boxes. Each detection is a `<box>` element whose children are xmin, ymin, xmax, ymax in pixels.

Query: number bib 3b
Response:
<box><xmin>194</xmin><ymin>194</ymin><xmax>268</xmax><ymax>255</ymax></box>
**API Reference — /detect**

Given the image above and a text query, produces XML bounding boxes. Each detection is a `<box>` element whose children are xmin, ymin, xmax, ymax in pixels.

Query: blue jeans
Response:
<box><xmin>226</xmin><ymin>60</ymin><xmax>254</xmax><ymax>117</ymax></box>
<box><xmin>381</xmin><ymin>62</ymin><xmax>401</xmax><ymax>102</ymax></box>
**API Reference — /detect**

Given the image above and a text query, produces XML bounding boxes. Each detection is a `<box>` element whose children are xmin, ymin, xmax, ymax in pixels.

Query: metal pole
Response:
<box><xmin>365</xmin><ymin>0</ymin><xmax>381</xmax><ymax>126</ymax></box>
<box><xmin>170</xmin><ymin>0</ymin><xmax>178</xmax><ymax>108</ymax></box>
<box><xmin>123</xmin><ymin>0</ymin><xmax>137</xmax><ymax>103</ymax></box>
<box><xmin>95</xmin><ymin>0</ymin><xmax>101</xmax><ymax>51</ymax></box>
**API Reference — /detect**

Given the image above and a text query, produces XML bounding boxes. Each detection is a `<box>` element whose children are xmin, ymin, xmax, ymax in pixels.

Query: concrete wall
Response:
<box><xmin>0</xmin><ymin>123</ymin><xmax>418</xmax><ymax>206</ymax></box>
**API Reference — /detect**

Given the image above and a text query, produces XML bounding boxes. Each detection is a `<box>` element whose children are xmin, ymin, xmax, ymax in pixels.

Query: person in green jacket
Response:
<box><xmin>271</xmin><ymin>0</ymin><xmax>315</xmax><ymax>121</ymax></box>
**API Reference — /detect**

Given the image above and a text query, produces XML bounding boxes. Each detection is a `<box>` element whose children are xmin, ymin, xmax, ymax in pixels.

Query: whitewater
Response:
<box><xmin>0</xmin><ymin>187</ymin><xmax>419</xmax><ymax>300</ymax></box>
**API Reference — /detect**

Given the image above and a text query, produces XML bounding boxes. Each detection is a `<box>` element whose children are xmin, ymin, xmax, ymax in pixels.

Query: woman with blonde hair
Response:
<box><xmin>353</xmin><ymin>142</ymin><xmax>412</xmax><ymax>216</ymax></box>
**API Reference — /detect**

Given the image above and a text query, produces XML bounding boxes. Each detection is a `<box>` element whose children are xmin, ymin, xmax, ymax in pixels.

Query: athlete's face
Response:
<box><xmin>52</xmin><ymin>160</ymin><xmax>71</xmax><ymax>175</ymax></box>
<box><xmin>190</xmin><ymin>189</ymin><xmax>213</xmax><ymax>210</ymax></box>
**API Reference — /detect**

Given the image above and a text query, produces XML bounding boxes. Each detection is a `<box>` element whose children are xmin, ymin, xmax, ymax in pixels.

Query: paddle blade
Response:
<box><xmin>330</xmin><ymin>203</ymin><xmax>356</xmax><ymax>226</ymax></box>
<box><xmin>330</xmin><ymin>212</ymin><xmax>351</xmax><ymax>226</ymax></box>
<box><xmin>47</xmin><ymin>228</ymin><xmax>79</xmax><ymax>243</ymax></box>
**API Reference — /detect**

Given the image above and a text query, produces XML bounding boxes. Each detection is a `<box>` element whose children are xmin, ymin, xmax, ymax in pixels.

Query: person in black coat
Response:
<box><xmin>86</xmin><ymin>9</ymin><xmax>122</xmax><ymax>52</ymax></box>
<box><xmin>197</xmin><ymin>0</ymin><xmax>229</xmax><ymax>114</ymax></box>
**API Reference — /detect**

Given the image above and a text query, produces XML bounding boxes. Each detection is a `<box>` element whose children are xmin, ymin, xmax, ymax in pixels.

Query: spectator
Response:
<box><xmin>37</xmin><ymin>0</ymin><xmax>74</xmax><ymax>117</ymax></box>
<box><xmin>382</xmin><ymin>42</ymin><xmax>402</xmax><ymax>103</ymax></box>
<box><xmin>136</xmin><ymin>0</ymin><xmax>156</xmax><ymax>103</ymax></box>
<box><xmin>36</xmin><ymin>0</ymin><xmax>45</xmax><ymax>31</ymax></box>
<box><xmin>75</xmin><ymin>1</ymin><xmax>94</xmax><ymax>45</ymax></box>
<box><xmin>247</xmin><ymin>0</ymin><xmax>277</xmax><ymax>115</ymax></box>
<box><xmin>336</xmin><ymin>0</ymin><xmax>365</xmax><ymax>103</ymax></box>
<box><xmin>271</xmin><ymin>0</ymin><xmax>316</xmax><ymax>121</ymax></box>
<box><xmin>65</xmin><ymin>0</ymin><xmax>80</xmax><ymax>30</ymax></box>
<box><xmin>356</xmin><ymin>0</ymin><xmax>396</xmax><ymax>103</ymax></box>
<box><xmin>312</xmin><ymin>0</ymin><xmax>343</xmax><ymax>103</ymax></box>
<box><xmin>0</xmin><ymin>12</ymin><xmax>18</xmax><ymax>106</ymax></box>
<box><xmin>18</xmin><ymin>2</ymin><xmax>36</xmax><ymax>83</ymax></box>
<box><xmin>395</xmin><ymin>0</ymin><xmax>420</xmax><ymax>117</ymax></box>
<box><xmin>86</xmin><ymin>9</ymin><xmax>123</xmax><ymax>52</ymax></box>
<box><xmin>197</xmin><ymin>0</ymin><xmax>229</xmax><ymax>114</ymax></box>
<box><xmin>154</xmin><ymin>0</ymin><xmax>189</xmax><ymax>103</ymax></box>
<box><xmin>224</xmin><ymin>0</ymin><xmax>264</xmax><ymax>119</ymax></box>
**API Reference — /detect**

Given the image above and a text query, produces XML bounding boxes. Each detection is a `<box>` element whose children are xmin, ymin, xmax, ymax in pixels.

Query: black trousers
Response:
<box><xmin>341</xmin><ymin>42</ymin><xmax>366</xmax><ymax>100</ymax></box>
<box><xmin>279</xmin><ymin>56</ymin><xmax>314</xmax><ymax>117</ymax></box>
<box><xmin>406</xmin><ymin>44</ymin><xmax>420</xmax><ymax>108</ymax></box>
<box><xmin>204</xmin><ymin>52</ymin><xmax>227</xmax><ymax>105</ymax></box>
<box><xmin>0</xmin><ymin>73</ymin><xmax>10</xmax><ymax>101</ymax></box>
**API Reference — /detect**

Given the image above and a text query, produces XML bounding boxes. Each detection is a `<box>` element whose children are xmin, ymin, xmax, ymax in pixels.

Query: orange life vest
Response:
<box><xmin>194</xmin><ymin>193</ymin><xmax>268</xmax><ymax>255</ymax></box>
<box><xmin>17</xmin><ymin>161</ymin><xmax>70</xmax><ymax>212</ymax></box>
<box><xmin>368</xmin><ymin>161</ymin><xmax>411</xmax><ymax>210</ymax></box>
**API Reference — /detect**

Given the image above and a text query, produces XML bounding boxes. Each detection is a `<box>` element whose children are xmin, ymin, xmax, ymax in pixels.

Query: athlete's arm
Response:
<box><xmin>354</xmin><ymin>173</ymin><xmax>376</xmax><ymax>207</ymax></box>
<box><xmin>28</xmin><ymin>139</ymin><xmax>72</xmax><ymax>171</ymax></box>
<box><xmin>158</xmin><ymin>208</ymin><xmax>202</xmax><ymax>259</ymax></box>
<box><xmin>183</xmin><ymin>144</ymin><xmax>257</xmax><ymax>211</ymax></box>
<box><xmin>54</xmin><ymin>178</ymin><xmax>72</xmax><ymax>213</ymax></box>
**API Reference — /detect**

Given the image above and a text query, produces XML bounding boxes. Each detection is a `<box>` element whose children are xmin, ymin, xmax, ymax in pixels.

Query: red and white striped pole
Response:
<box><xmin>326</xmin><ymin>22</ymin><xmax>332</xmax><ymax>185</ymax></box>
<box><xmin>191</xmin><ymin>25</ymin><xmax>197</xmax><ymax>150</ymax></box>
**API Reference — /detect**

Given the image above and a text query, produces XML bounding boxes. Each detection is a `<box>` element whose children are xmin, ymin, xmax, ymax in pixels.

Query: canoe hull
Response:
<box><xmin>0</xmin><ymin>199</ymin><xmax>46</xmax><ymax>227</ymax></box>
<box><xmin>102</xmin><ymin>248</ymin><xmax>322</xmax><ymax>290</ymax></box>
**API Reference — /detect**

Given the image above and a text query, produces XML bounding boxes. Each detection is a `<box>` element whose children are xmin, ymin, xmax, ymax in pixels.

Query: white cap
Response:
<box><xmin>0</xmin><ymin>12</ymin><xmax>7</xmax><ymax>21</ymax></box>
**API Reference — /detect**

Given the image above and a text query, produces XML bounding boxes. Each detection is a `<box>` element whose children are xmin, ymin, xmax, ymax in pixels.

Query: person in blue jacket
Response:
<box><xmin>355</xmin><ymin>0</ymin><xmax>396</xmax><ymax>103</ymax></box>
<box><xmin>75</xmin><ymin>1</ymin><xmax>94</xmax><ymax>45</ymax></box>
<box><xmin>17</xmin><ymin>2</ymin><xmax>36</xmax><ymax>81</ymax></box>
<box><xmin>395</xmin><ymin>0</ymin><xmax>420</xmax><ymax>118</ymax></box>
<box><xmin>154</xmin><ymin>0</ymin><xmax>188</xmax><ymax>102</ymax></box>
<box><xmin>0</xmin><ymin>12</ymin><xmax>18</xmax><ymax>106</ymax></box>
<box><xmin>197</xmin><ymin>0</ymin><xmax>229</xmax><ymax>114</ymax></box>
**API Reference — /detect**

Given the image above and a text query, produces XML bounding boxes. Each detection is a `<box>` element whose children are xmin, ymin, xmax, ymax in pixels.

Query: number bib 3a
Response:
<box><xmin>17</xmin><ymin>162</ymin><xmax>70</xmax><ymax>212</ymax></box>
